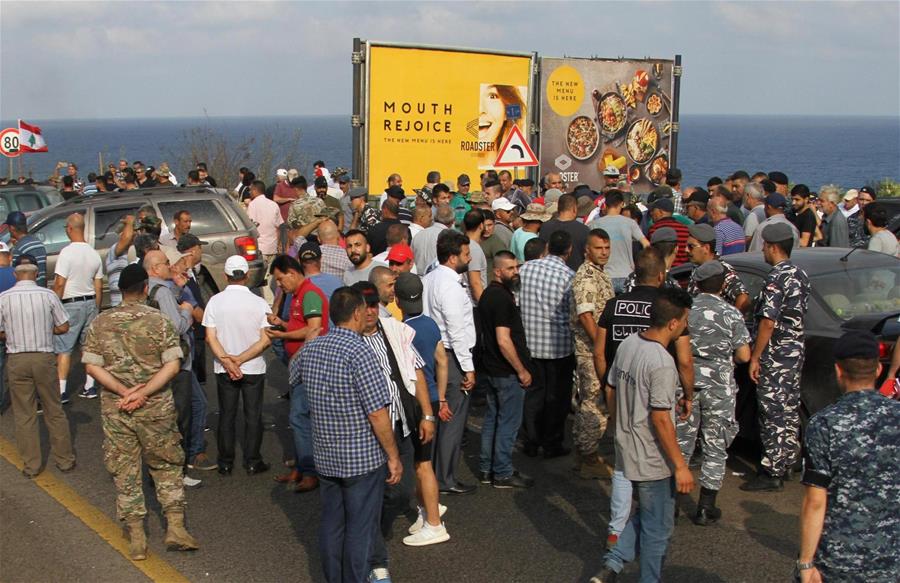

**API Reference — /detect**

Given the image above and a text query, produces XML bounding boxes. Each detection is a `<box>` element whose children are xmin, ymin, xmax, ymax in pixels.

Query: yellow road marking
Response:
<box><xmin>0</xmin><ymin>436</ymin><xmax>190</xmax><ymax>583</ymax></box>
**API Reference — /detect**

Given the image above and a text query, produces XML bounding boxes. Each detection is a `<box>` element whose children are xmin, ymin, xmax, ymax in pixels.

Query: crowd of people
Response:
<box><xmin>0</xmin><ymin>159</ymin><xmax>897</xmax><ymax>583</ymax></box>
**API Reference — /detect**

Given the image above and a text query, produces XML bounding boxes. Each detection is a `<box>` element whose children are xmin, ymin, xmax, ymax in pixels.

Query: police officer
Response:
<box><xmin>742</xmin><ymin>223</ymin><xmax>809</xmax><ymax>491</ymax></box>
<box><xmin>797</xmin><ymin>330</ymin><xmax>899</xmax><ymax>582</ymax></box>
<box><xmin>621</xmin><ymin>227</ymin><xmax>680</xmax><ymax>293</ymax></box>
<box><xmin>82</xmin><ymin>264</ymin><xmax>199</xmax><ymax>560</ymax></box>
<box><xmin>684</xmin><ymin>223</ymin><xmax>750</xmax><ymax>314</ymax></box>
<box><xmin>571</xmin><ymin>228</ymin><xmax>615</xmax><ymax>479</ymax></box>
<box><xmin>675</xmin><ymin>261</ymin><xmax>751</xmax><ymax>524</ymax></box>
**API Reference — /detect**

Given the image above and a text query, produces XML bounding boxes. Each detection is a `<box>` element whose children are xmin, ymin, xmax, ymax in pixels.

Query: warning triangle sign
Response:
<box><xmin>493</xmin><ymin>125</ymin><xmax>539</xmax><ymax>168</ymax></box>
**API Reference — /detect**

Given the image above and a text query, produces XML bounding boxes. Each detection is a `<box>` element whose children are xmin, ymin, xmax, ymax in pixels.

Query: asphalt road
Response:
<box><xmin>0</xmin><ymin>351</ymin><xmax>805</xmax><ymax>583</ymax></box>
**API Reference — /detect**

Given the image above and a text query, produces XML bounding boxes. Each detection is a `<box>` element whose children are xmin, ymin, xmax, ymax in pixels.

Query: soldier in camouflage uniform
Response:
<box><xmin>684</xmin><ymin>223</ymin><xmax>750</xmax><ymax>314</ymax></box>
<box><xmin>798</xmin><ymin>330</ymin><xmax>899</xmax><ymax>583</ymax></box>
<box><xmin>675</xmin><ymin>261</ymin><xmax>751</xmax><ymax>525</ymax></box>
<box><xmin>742</xmin><ymin>223</ymin><xmax>810</xmax><ymax>492</ymax></box>
<box><xmin>287</xmin><ymin>196</ymin><xmax>326</xmax><ymax>231</ymax></box>
<box><xmin>570</xmin><ymin>228</ymin><xmax>615</xmax><ymax>479</ymax></box>
<box><xmin>81</xmin><ymin>264</ymin><xmax>199</xmax><ymax>560</ymax></box>
<box><xmin>621</xmin><ymin>227</ymin><xmax>679</xmax><ymax>294</ymax></box>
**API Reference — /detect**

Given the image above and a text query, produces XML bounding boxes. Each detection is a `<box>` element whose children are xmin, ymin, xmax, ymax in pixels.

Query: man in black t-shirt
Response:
<box><xmin>477</xmin><ymin>251</ymin><xmax>535</xmax><ymax>489</ymax></box>
<box><xmin>790</xmin><ymin>184</ymin><xmax>818</xmax><ymax>247</ymax></box>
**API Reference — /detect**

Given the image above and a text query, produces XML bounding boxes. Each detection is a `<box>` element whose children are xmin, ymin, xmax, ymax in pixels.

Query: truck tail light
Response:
<box><xmin>878</xmin><ymin>342</ymin><xmax>893</xmax><ymax>360</ymax></box>
<box><xmin>234</xmin><ymin>236</ymin><xmax>258</xmax><ymax>261</ymax></box>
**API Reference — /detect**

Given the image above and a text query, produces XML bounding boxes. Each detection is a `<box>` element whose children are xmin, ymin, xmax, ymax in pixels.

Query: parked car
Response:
<box><xmin>670</xmin><ymin>248</ymin><xmax>900</xmax><ymax>440</ymax></box>
<box><xmin>1</xmin><ymin>186</ymin><xmax>265</xmax><ymax>306</ymax></box>
<box><xmin>0</xmin><ymin>184</ymin><xmax>64</xmax><ymax>229</ymax></box>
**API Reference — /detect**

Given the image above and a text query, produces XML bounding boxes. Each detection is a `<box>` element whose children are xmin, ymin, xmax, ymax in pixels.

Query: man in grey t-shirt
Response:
<box><xmin>592</xmin><ymin>287</ymin><xmax>695</xmax><ymax>583</ymax></box>
<box><xmin>589</xmin><ymin>191</ymin><xmax>649</xmax><ymax>291</ymax></box>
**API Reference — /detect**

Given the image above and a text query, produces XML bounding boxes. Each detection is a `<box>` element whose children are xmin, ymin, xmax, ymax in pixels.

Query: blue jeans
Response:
<box><xmin>479</xmin><ymin>374</ymin><xmax>525</xmax><ymax>478</ymax></box>
<box><xmin>53</xmin><ymin>300</ymin><xmax>97</xmax><ymax>353</ymax></box>
<box><xmin>604</xmin><ymin>477</ymin><xmax>676</xmax><ymax>582</ymax></box>
<box><xmin>609</xmin><ymin>469</ymin><xmax>633</xmax><ymax>536</ymax></box>
<box><xmin>319</xmin><ymin>465</ymin><xmax>386</xmax><ymax>583</ymax></box>
<box><xmin>290</xmin><ymin>382</ymin><xmax>316</xmax><ymax>475</ymax></box>
<box><xmin>188</xmin><ymin>372</ymin><xmax>207</xmax><ymax>459</ymax></box>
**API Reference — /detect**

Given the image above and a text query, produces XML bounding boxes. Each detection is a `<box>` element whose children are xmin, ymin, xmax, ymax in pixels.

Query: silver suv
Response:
<box><xmin>13</xmin><ymin>186</ymin><xmax>265</xmax><ymax>304</ymax></box>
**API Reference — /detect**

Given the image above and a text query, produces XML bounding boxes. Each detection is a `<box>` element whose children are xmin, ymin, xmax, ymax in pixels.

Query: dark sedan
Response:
<box><xmin>671</xmin><ymin>248</ymin><xmax>900</xmax><ymax>440</ymax></box>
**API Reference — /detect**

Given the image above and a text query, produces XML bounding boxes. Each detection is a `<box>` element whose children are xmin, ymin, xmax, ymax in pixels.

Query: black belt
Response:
<box><xmin>62</xmin><ymin>295</ymin><xmax>95</xmax><ymax>304</ymax></box>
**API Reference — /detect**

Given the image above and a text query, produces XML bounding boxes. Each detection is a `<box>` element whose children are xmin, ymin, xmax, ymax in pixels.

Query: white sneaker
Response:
<box><xmin>368</xmin><ymin>568</ymin><xmax>392</xmax><ymax>583</ymax></box>
<box><xmin>403</xmin><ymin>522</ymin><xmax>450</xmax><ymax>547</ymax></box>
<box><xmin>183</xmin><ymin>475</ymin><xmax>202</xmax><ymax>488</ymax></box>
<box><xmin>408</xmin><ymin>503</ymin><xmax>448</xmax><ymax>534</ymax></box>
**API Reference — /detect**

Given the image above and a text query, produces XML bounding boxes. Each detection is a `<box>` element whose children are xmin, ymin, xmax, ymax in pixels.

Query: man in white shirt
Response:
<box><xmin>53</xmin><ymin>213</ymin><xmax>103</xmax><ymax>401</ymax></box>
<box><xmin>422</xmin><ymin>229</ymin><xmax>476</xmax><ymax>495</ymax></box>
<box><xmin>202</xmin><ymin>256</ymin><xmax>272</xmax><ymax>476</ymax></box>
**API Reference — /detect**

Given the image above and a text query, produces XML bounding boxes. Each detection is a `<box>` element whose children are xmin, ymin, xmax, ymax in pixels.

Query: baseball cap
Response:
<box><xmin>685</xmin><ymin>189</ymin><xmax>710</xmax><ymax>206</ymax></box>
<box><xmin>338</xmin><ymin>174</ymin><xmax>351</xmax><ymax>184</ymax></box>
<box><xmin>544</xmin><ymin>188</ymin><xmax>563</xmax><ymax>204</ymax></box>
<box><xmin>650</xmin><ymin>198</ymin><xmax>674</xmax><ymax>213</ymax></box>
<box><xmin>276</xmin><ymin>168</ymin><xmax>288</xmax><ymax>178</ymax></box>
<box><xmin>761</xmin><ymin>222</ymin><xmax>794</xmax><ymax>242</ymax></box>
<box><xmin>386</xmin><ymin>242</ymin><xmax>414</xmax><ymax>264</ymax></box>
<box><xmin>386</xmin><ymin>185</ymin><xmax>405</xmax><ymax>200</ymax></box>
<box><xmin>298</xmin><ymin>241</ymin><xmax>322</xmax><ymax>261</ymax></box>
<box><xmin>395</xmin><ymin>272</ymin><xmax>424</xmax><ymax>314</ymax></box>
<box><xmin>224</xmin><ymin>255</ymin><xmax>250</xmax><ymax>277</ymax></box>
<box><xmin>3</xmin><ymin>211</ymin><xmax>27</xmax><ymax>227</ymax></box>
<box><xmin>859</xmin><ymin>186</ymin><xmax>876</xmax><ymax>197</ymax></box>
<box><xmin>491</xmin><ymin>198</ymin><xmax>516</xmax><ymax>212</ymax></box>
<box><xmin>694</xmin><ymin>260</ymin><xmax>725</xmax><ymax>282</ymax></box>
<box><xmin>314</xmin><ymin>176</ymin><xmax>328</xmax><ymax>189</ymax></box>
<box><xmin>0</xmin><ymin>241</ymin><xmax>9</xmax><ymax>254</ymax></box>
<box><xmin>350</xmin><ymin>281</ymin><xmax>380</xmax><ymax>306</ymax></box>
<box><xmin>349</xmin><ymin>187</ymin><xmax>368</xmax><ymax>200</ymax></box>
<box><xmin>648</xmin><ymin>185</ymin><xmax>673</xmax><ymax>203</ymax></box>
<box><xmin>650</xmin><ymin>227</ymin><xmax>677</xmax><ymax>244</ymax></box>
<box><xmin>603</xmin><ymin>165</ymin><xmax>620</xmax><ymax>177</ymax></box>
<box><xmin>457</xmin><ymin>174</ymin><xmax>471</xmax><ymax>187</ymax></box>
<box><xmin>843</xmin><ymin>189</ymin><xmax>859</xmax><ymax>201</ymax></box>
<box><xmin>12</xmin><ymin>253</ymin><xmax>37</xmax><ymax>270</ymax></box>
<box><xmin>688</xmin><ymin>223</ymin><xmax>717</xmax><ymax>244</ymax></box>
<box><xmin>117</xmin><ymin>264</ymin><xmax>148</xmax><ymax>290</ymax></box>
<box><xmin>176</xmin><ymin>233</ymin><xmax>208</xmax><ymax>253</ymax></box>
<box><xmin>833</xmin><ymin>330</ymin><xmax>879</xmax><ymax>360</ymax></box>
<box><xmin>764</xmin><ymin>193</ymin><xmax>788</xmax><ymax>209</ymax></box>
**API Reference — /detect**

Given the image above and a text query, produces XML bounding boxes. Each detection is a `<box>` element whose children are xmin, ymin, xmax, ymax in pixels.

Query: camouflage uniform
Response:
<box><xmin>754</xmin><ymin>259</ymin><xmax>809</xmax><ymax>478</ymax></box>
<box><xmin>687</xmin><ymin>260</ymin><xmax>747</xmax><ymax>307</ymax></box>
<box><xmin>286</xmin><ymin>197</ymin><xmax>325</xmax><ymax>230</ymax></box>
<box><xmin>676</xmin><ymin>293</ymin><xmax>750</xmax><ymax>490</ymax></box>
<box><xmin>621</xmin><ymin>270</ymin><xmax>678</xmax><ymax>294</ymax></box>
<box><xmin>82</xmin><ymin>301</ymin><xmax>185</xmax><ymax>523</ymax></box>
<box><xmin>802</xmin><ymin>390</ymin><xmax>900</xmax><ymax>581</ymax></box>
<box><xmin>570</xmin><ymin>261</ymin><xmax>614</xmax><ymax>456</ymax></box>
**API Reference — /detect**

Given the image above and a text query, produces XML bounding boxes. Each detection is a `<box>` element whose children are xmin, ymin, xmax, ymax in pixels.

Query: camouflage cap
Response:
<box><xmin>287</xmin><ymin>197</ymin><xmax>326</xmax><ymax>228</ymax></box>
<box><xmin>469</xmin><ymin>191</ymin><xmax>486</xmax><ymax>204</ymax></box>
<box><xmin>315</xmin><ymin>206</ymin><xmax>341</xmax><ymax>221</ymax></box>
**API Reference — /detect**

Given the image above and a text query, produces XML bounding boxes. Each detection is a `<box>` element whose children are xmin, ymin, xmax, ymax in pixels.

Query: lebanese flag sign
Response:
<box><xmin>18</xmin><ymin>120</ymin><xmax>48</xmax><ymax>153</ymax></box>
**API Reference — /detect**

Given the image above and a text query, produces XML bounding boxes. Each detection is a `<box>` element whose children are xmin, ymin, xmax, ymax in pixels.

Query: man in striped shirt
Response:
<box><xmin>5</xmin><ymin>211</ymin><xmax>47</xmax><ymax>287</ymax></box>
<box><xmin>0</xmin><ymin>254</ymin><xmax>75</xmax><ymax>477</ymax></box>
<box><xmin>709</xmin><ymin>190</ymin><xmax>746</xmax><ymax>256</ymax></box>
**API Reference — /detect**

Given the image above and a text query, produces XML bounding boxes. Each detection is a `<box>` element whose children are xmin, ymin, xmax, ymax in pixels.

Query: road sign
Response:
<box><xmin>0</xmin><ymin>128</ymin><xmax>20</xmax><ymax>158</ymax></box>
<box><xmin>493</xmin><ymin>125</ymin><xmax>539</xmax><ymax>168</ymax></box>
<box><xmin>505</xmin><ymin>104</ymin><xmax>522</xmax><ymax>120</ymax></box>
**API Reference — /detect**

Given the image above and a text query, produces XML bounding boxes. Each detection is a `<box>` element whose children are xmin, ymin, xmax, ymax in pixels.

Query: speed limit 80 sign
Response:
<box><xmin>0</xmin><ymin>128</ymin><xmax>21</xmax><ymax>158</ymax></box>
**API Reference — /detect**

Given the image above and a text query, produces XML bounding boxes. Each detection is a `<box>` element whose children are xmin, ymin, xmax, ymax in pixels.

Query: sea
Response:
<box><xmin>2</xmin><ymin>115</ymin><xmax>898</xmax><ymax>190</ymax></box>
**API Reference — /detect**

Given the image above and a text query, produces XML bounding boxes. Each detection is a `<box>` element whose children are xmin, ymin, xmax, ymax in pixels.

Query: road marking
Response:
<box><xmin>0</xmin><ymin>436</ymin><xmax>190</xmax><ymax>583</ymax></box>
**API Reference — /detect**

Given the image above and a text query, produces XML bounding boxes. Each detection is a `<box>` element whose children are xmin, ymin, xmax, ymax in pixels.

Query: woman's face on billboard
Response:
<box><xmin>479</xmin><ymin>85</ymin><xmax>505</xmax><ymax>144</ymax></box>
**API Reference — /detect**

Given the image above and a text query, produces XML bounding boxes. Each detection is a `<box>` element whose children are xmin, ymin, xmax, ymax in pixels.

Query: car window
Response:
<box><xmin>32</xmin><ymin>210</ymin><xmax>86</xmax><ymax>255</ymax></box>
<box><xmin>15</xmin><ymin>194</ymin><xmax>44</xmax><ymax>213</ymax></box>
<box><xmin>0</xmin><ymin>197</ymin><xmax>9</xmax><ymax>217</ymax></box>
<box><xmin>156</xmin><ymin>199</ymin><xmax>233</xmax><ymax>236</ymax></box>
<box><xmin>94</xmin><ymin>206</ymin><xmax>142</xmax><ymax>249</ymax></box>
<box><xmin>813</xmin><ymin>266</ymin><xmax>900</xmax><ymax>320</ymax></box>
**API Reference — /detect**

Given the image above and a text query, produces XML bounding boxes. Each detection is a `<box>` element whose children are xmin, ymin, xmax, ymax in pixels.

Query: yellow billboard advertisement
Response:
<box><xmin>366</xmin><ymin>45</ymin><xmax>533</xmax><ymax>190</ymax></box>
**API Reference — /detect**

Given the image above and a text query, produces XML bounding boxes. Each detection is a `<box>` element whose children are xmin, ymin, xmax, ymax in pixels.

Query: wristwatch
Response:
<box><xmin>795</xmin><ymin>560</ymin><xmax>814</xmax><ymax>571</ymax></box>
<box><xmin>423</xmin><ymin>415</ymin><xmax>437</xmax><ymax>423</ymax></box>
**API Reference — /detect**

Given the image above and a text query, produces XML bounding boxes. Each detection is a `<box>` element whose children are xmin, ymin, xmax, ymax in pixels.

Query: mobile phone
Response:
<box><xmin>269</xmin><ymin>324</ymin><xmax>286</xmax><ymax>332</ymax></box>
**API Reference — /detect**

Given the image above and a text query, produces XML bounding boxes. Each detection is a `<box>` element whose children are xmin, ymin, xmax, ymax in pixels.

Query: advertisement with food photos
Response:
<box><xmin>365</xmin><ymin>45</ymin><xmax>533</xmax><ymax>188</ymax></box>
<box><xmin>539</xmin><ymin>57</ymin><xmax>676</xmax><ymax>194</ymax></box>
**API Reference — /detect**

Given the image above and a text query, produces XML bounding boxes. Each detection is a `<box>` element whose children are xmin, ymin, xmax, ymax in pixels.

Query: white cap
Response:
<box><xmin>603</xmin><ymin>165</ymin><xmax>620</xmax><ymax>177</ymax></box>
<box><xmin>0</xmin><ymin>241</ymin><xmax>9</xmax><ymax>253</ymax></box>
<box><xmin>843</xmin><ymin>189</ymin><xmax>858</xmax><ymax>201</ymax></box>
<box><xmin>276</xmin><ymin>168</ymin><xmax>288</xmax><ymax>178</ymax></box>
<box><xmin>224</xmin><ymin>255</ymin><xmax>250</xmax><ymax>276</ymax></box>
<box><xmin>491</xmin><ymin>197</ymin><xmax>516</xmax><ymax>212</ymax></box>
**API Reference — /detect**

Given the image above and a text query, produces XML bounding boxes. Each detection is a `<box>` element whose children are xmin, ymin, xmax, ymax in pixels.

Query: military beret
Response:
<box><xmin>833</xmin><ymin>330</ymin><xmax>879</xmax><ymax>360</ymax></box>
<box><xmin>349</xmin><ymin>187</ymin><xmax>368</xmax><ymax>200</ymax></box>
<box><xmin>694</xmin><ymin>260</ymin><xmax>725</xmax><ymax>282</ymax></box>
<box><xmin>118</xmin><ymin>264</ymin><xmax>149</xmax><ymax>291</ymax></box>
<box><xmin>650</xmin><ymin>226</ymin><xmax>677</xmax><ymax>244</ymax></box>
<box><xmin>762</xmin><ymin>222</ymin><xmax>794</xmax><ymax>242</ymax></box>
<box><xmin>688</xmin><ymin>223</ymin><xmax>716</xmax><ymax>244</ymax></box>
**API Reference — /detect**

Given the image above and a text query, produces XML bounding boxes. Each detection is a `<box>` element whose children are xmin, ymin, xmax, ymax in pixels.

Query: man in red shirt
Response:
<box><xmin>648</xmin><ymin>198</ymin><xmax>691</xmax><ymax>267</ymax></box>
<box><xmin>267</xmin><ymin>255</ymin><xmax>329</xmax><ymax>491</ymax></box>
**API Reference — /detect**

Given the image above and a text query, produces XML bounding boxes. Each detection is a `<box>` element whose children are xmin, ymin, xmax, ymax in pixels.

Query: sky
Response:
<box><xmin>1</xmin><ymin>1</ymin><xmax>898</xmax><ymax>120</ymax></box>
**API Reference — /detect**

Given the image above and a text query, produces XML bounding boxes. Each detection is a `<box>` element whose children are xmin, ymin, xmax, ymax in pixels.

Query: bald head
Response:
<box><xmin>318</xmin><ymin>219</ymin><xmax>340</xmax><ymax>244</ymax></box>
<box><xmin>369</xmin><ymin>265</ymin><xmax>397</xmax><ymax>305</ymax></box>
<box><xmin>66</xmin><ymin>212</ymin><xmax>86</xmax><ymax>242</ymax></box>
<box><xmin>142</xmin><ymin>249</ymin><xmax>171</xmax><ymax>279</ymax></box>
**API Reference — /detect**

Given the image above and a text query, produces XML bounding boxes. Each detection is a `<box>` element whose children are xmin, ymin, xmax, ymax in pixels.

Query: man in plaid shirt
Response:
<box><xmin>292</xmin><ymin>286</ymin><xmax>401</xmax><ymax>583</ymax></box>
<box><xmin>519</xmin><ymin>230</ymin><xmax>576</xmax><ymax>459</ymax></box>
